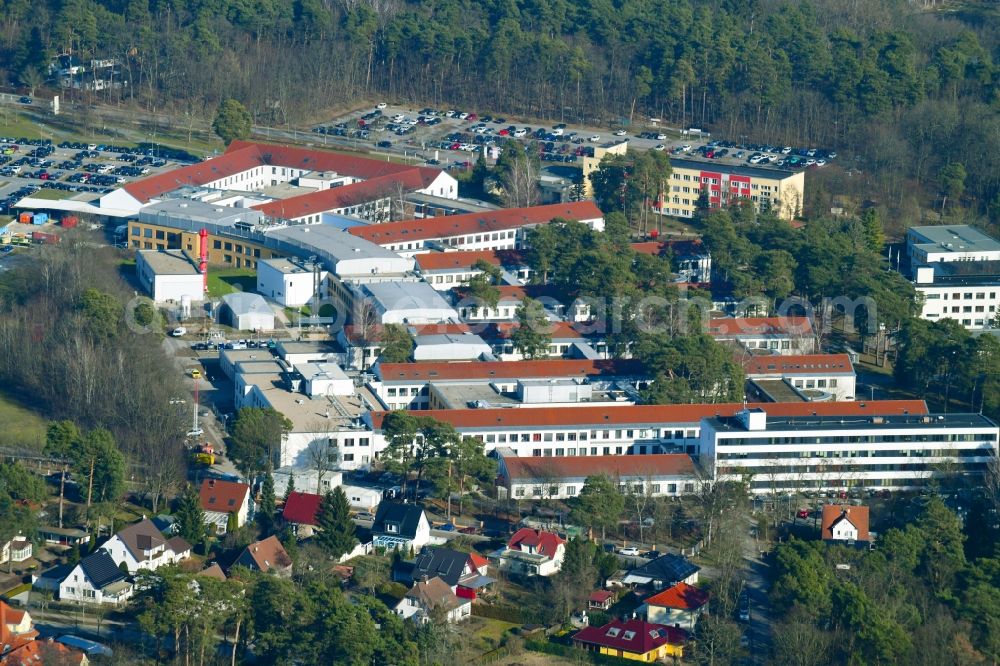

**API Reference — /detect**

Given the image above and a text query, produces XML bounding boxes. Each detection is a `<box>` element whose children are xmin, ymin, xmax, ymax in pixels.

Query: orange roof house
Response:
<box><xmin>821</xmin><ymin>505</ymin><xmax>871</xmax><ymax>543</ymax></box>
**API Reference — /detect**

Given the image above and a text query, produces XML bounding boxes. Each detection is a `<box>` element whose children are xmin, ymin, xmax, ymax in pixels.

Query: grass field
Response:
<box><xmin>28</xmin><ymin>188</ymin><xmax>74</xmax><ymax>201</ymax></box>
<box><xmin>0</xmin><ymin>110</ymin><xmax>50</xmax><ymax>141</ymax></box>
<box><xmin>0</xmin><ymin>387</ymin><xmax>48</xmax><ymax>449</ymax></box>
<box><xmin>206</xmin><ymin>267</ymin><xmax>257</xmax><ymax>298</ymax></box>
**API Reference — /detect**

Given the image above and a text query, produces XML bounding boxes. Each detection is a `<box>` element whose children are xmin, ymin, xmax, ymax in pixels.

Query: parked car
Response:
<box><xmin>171</xmin><ymin>326</ymin><xmax>187</xmax><ymax>337</ymax></box>
<box><xmin>613</xmin><ymin>129</ymin><xmax>627</xmax><ymax>136</ymax></box>
<box><xmin>19</xmin><ymin>96</ymin><xmax>31</xmax><ymax>104</ymax></box>
<box><xmin>797</xmin><ymin>509</ymin><xmax>811</xmax><ymax>519</ymax></box>
<box><xmin>618</xmin><ymin>546</ymin><xmax>640</xmax><ymax>556</ymax></box>
<box><xmin>738</xmin><ymin>592</ymin><xmax>750</xmax><ymax>622</ymax></box>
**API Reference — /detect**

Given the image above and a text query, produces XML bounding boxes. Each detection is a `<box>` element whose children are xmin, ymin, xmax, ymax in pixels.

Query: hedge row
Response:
<box><xmin>472</xmin><ymin>603</ymin><xmax>546</xmax><ymax>625</ymax></box>
<box><xmin>524</xmin><ymin>639</ymin><xmax>636</xmax><ymax>665</ymax></box>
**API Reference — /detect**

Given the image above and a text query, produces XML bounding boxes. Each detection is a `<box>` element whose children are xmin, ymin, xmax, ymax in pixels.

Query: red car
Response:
<box><xmin>797</xmin><ymin>509</ymin><xmax>811</xmax><ymax>519</ymax></box>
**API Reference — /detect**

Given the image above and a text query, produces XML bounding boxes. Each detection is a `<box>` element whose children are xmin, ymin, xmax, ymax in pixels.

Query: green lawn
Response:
<box><xmin>28</xmin><ymin>188</ymin><xmax>74</xmax><ymax>201</ymax></box>
<box><xmin>206</xmin><ymin>268</ymin><xmax>257</xmax><ymax>298</ymax></box>
<box><xmin>0</xmin><ymin>387</ymin><xmax>48</xmax><ymax>449</ymax></box>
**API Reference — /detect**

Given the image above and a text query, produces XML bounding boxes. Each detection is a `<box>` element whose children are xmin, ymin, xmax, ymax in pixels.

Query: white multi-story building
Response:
<box><xmin>905</xmin><ymin>225</ymin><xmax>1000</xmax><ymax>330</ymax></box>
<box><xmin>702</xmin><ymin>407</ymin><xmax>999</xmax><ymax>494</ymax></box>
<box><xmin>365</xmin><ymin>400</ymin><xmax>927</xmax><ymax>461</ymax></box>
<box><xmin>707</xmin><ymin>317</ymin><xmax>816</xmax><ymax>355</ymax></box>
<box><xmin>257</xmin><ymin>257</ymin><xmax>328</xmax><ymax>307</ymax></box>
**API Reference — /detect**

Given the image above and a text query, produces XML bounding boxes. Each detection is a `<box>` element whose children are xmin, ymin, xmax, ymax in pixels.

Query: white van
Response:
<box><xmin>171</xmin><ymin>327</ymin><xmax>187</xmax><ymax>337</ymax></box>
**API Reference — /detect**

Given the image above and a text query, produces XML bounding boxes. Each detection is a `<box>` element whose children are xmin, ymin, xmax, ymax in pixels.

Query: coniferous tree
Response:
<box><xmin>258</xmin><ymin>465</ymin><xmax>277</xmax><ymax>536</ymax></box>
<box><xmin>314</xmin><ymin>488</ymin><xmax>357</xmax><ymax>558</ymax></box>
<box><xmin>175</xmin><ymin>485</ymin><xmax>207</xmax><ymax>548</ymax></box>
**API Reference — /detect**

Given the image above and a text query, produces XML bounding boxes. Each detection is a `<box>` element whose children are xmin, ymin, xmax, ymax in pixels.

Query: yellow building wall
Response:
<box><xmin>662</xmin><ymin>165</ymin><xmax>803</xmax><ymax>221</ymax></box>
<box><xmin>126</xmin><ymin>221</ymin><xmax>284</xmax><ymax>269</ymax></box>
<box><xmin>595</xmin><ymin>642</ymin><xmax>683</xmax><ymax>661</ymax></box>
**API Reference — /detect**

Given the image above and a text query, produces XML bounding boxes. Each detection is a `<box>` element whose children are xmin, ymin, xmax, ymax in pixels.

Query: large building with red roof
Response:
<box><xmin>104</xmin><ymin>140</ymin><xmax>457</xmax><ymax>219</ymax></box>
<box><xmin>497</xmin><ymin>453</ymin><xmax>698</xmax><ymax>500</ymax></box>
<box><xmin>346</xmin><ymin>201</ymin><xmax>604</xmax><ymax>256</ymax></box>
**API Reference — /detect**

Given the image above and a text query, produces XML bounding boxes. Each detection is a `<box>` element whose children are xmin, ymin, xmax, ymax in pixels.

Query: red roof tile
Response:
<box><xmin>508</xmin><ymin>528</ymin><xmax>565</xmax><ymax>559</ymax></box>
<box><xmin>708</xmin><ymin>316</ymin><xmax>813</xmax><ymax>337</ymax></box>
<box><xmin>368</xmin><ymin>399</ymin><xmax>927</xmax><ymax>430</ymax></box>
<box><xmin>742</xmin><ymin>354</ymin><xmax>854</xmax><ymax>376</ymax></box>
<box><xmin>478</xmin><ymin>320</ymin><xmax>584</xmax><ymax>341</ymax></box>
<box><xmin>414</xmin><ymin>249</ymin><xmax>527</xmax><ymax>272</ymax></box>
<box><xmin>821</xmin><ymin>504</ymin><xmax>871</xmax><ymax>541</ymax></box>
<box><xmin>282</xmin><ymin>491</ymin><xmax>323</xmax><ymax>526</ymax></box>
<box><xmin>347</xmin><ymin>201</ymin><xmax>603</xmax><ymax>244</ymax></box>
<box><xmin>375</xmin><ymin>359</ymin><xmax>645</xmax><ymax>382</ymax></box>
<box><xmin>630</xmin><ymin>239</ymin><xmax>705</xmax><ymax>257</ymax></box>
<box><xmin>199</xmin><ymin>479</ymin><xmax>250</xmax><ymax>514</ymax></box>
<box><xmin>469</xmin><ymin>553</ymin><xmax>489</xmax><ymax>570</ymax></box>
<box><xmin>589</xmin><ymin>590</ymin><xmax>616</xmax><ymax>603</ymax></box>
<box><xmin>502</xmin><ymin>454</ymin><xmax>695</xmax><ymax>481</ymax></box>
<box><xmin>252</xmin><ymin>168</ymin><xmax>440</xmax><ymax>220</ymax></box>
<box><xmin>238</xmin><ymin>535</ymin><xmax>293</xmax><ymax>573</ymax></box>
<box><xmin>121</xmin><ymin>140</ymin><xmax>437</xmax><ymax>204</ymax></box>
<box><xmin>644</xmin><ymin>582</ymin><xmax>709</xmax><ymax>610</ymax></box>
<box><xmin>573</xmin><ymin>618</ymin><xmax>687</xmax><ymax>654</ymax></box>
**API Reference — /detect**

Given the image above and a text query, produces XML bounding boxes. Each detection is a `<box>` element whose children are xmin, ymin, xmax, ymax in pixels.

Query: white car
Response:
<box><xmin>458</xmin><ymin>112</ymin><xmax>469</xmax><ymax>120</ymax></box>
<box><xmin>588</xmin><ymin>135</ymin><xmax>601</xmax><ymax>142</ymax></box>
<box><xmin>815</xmin><ymin>159</ymin><xmax>827</xmax><ymax>167</ymax></box>
<box><xmin>171</xmin><ymin>327</ymin><xmax>187</xmax><ymax>337</ymax></box>
<box><xmin>185</xmin><ymin>428</ymin><xmax>204</xmax><ymax>438</ymax></box>
<box><xmin>614</xmin><ymin>129</ymin><xmax>627</xmax><ymax>136</ymax></box>
<box><xmin>654</xmin><ymin>144</ymin><xmax>666</xmax><ymax>151</ymax></box>
<box><xmin>376</xmin><ymin>102</ymin><xmax>387</xmax><ymax>110</ymax></box>
<box><xmin>391</xmin><ymin>113</ymin><xmax>405</xmax><ymax>122</ymax></box>
<box><xmin>656</xmin><ymin>133</ymin><xmax>667</xmax><ymax>140</ymax></box>
<box><xmin>513</xmin><ymin>128</ymin><xmax>527</xmax><ymax>138</ymax></box>
<box><xmin>680</xmin><ymin>144</ymin><xmax>692</xmax><ymax>152</ymax></box>
<box><xmin>618</xmin><ymin>546</ymin><xmax>640</xmax><ymax>556</ymax></box>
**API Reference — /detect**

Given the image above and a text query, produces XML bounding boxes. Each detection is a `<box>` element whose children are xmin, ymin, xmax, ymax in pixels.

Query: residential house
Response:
<box><xmin>572</xmin><ymin>617</ymin><xmax>687</xmax><ymax>661</ymax></box>
<box><xmin>644</xmin><ymin>582</ymin><xmax>709</xmax><ymax>631</ymax></box>
<box><xmin>200</xmin><ymin>479</ymin><xmax>252</xmax><ymax>534</ymax></box>
<box><xmin>494</xmin><ymin>528</ymin><xmax>566</xmax><ymax>577</ymax></box>
<box><xmin>58</xmin><ymin>552</ymin><xmax>133</xmax><ymax>605</ymax></box>
<box><xmin>622</xmin><ymin>554</ymin><xmax>700</xmax><ymax>590</ymax></box>
<box><xmin>281</xmin><ymin>491</ymin><xmax>323</xmax><ymax>537</ymax></box>
<box><xmin>394</xmin><ymin>576</ymin><xmax>471</xmax><ymax>624</ymax></box>
<box><xmin>99</xmin><ymin>518</ymin><xmax>191</xmax><ymax>573</ymax></box>
<box><xmin>371</xmin><ymin>502</ymin><xmax>431</xmax><ymax>552</ymax></box>
<box><xmin>821</xmin><ymin>505</ymin><xmax>871</xmax><ymax>544</ymax></box>
<box><xmin>1</xmin><ymin>600</ymin><xmax>88</xmax><ymax>665</ymax></box>
<box><xmin>393</xmin><ymin>547</ymin><xmax>492</xmax><ymax>600</ymax></box>
<box><xmin>588</xmin><ymin>590</ymin><xmax>616</xmax><ymax>611</ymax></box>
<box><xmin>0</xmin><ymin>538</ymin><xmax>32</xmax><ymax>566</ymax></box>
<box><xmin>234</xmin><ymin>536</ymin><xmax>293</xmax><ymax>577</ymax></box>
<box><xmin>38</xmin><ymin>526</ymin><xmax>89</xmax><ymax>547</ymax></box>
<box><xmin>198</xmin><ymin>564</ymin><xmax>227</xmax><ymax>581</ymax></box>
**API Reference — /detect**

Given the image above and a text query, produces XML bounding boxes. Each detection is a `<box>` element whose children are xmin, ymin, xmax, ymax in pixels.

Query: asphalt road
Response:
<box><xmin>743</xmin><ymin>518</ymin><xmax>774</xmax><ymax>665</ymax></box>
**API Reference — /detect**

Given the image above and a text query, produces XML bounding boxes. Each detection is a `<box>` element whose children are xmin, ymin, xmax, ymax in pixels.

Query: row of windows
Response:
<box><xmin>515</xmin><ymin>481</ymin><xmax>695</xmax><ymax>497</ymax></box>
<box><xmin>472</xmin><ymin>427</ymin><xmax>698</xmax><ymax>445</ymax></box>
<box><xmin>924</xmin><ymin>291</ymin><xmax>998</xmax><ymax>301</ymax></box>
<box><xmin>791</xmin><ymin>378</ymin><xmax>839</xmax><ymax>389</ymax></box>
<box><xmin>720</xmin><ymin>461</ymin><xmax>989</xmax><ymax>476</ymax></box>
<box><xmin>718</xmin><ymin>447</ymin><xmax>993</xmax><ymax>460</ymax></box>
<box><xmin>719</xmin><ymin>433</ymin><xmax>997</xmax><ymax>446</ymax></box>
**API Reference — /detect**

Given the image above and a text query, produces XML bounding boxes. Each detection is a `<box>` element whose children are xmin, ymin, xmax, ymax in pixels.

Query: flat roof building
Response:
<box><xmin>220</xmin><ymin>292</ymin><xmax>275</xmax><ymax>331</ymax></box>
<box><xmin>358</xmin><ymin>281</ymin><xmax>459</xmax><ymax>325</ymax></box>
<box><xmin>135</xmin><ymin>249</ymin><xmax>204</xmax><ymax>304</ymax></box>
<box><xmin>702</xmin><ymin>408</ymin><xmax>999</xmax><ymax>494</ymax></box>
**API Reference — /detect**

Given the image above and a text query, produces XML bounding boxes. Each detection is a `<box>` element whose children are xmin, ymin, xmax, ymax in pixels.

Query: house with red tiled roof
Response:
<box><xmin>706</xmin><ymin>316</ymin><xmax>816</xmax><ymax>355</ymax></box>
<box><xmin>234</xmin><ymin>535</ymin><xmax>293</xmax><ymax>577</ymax></box>
<box><xmin>347</xmin><ymin>201</ymin><xmax>604</xmax><ymax>257</ymax></box>
<box><xmin>588</xmin><ymin>590</ymin><xmax>616</xmax><ymax>611</ymax></box>
<box><xmin>199</xmin><ymin>479</ymin><xmax>252</xmax><ymax>535</ymax></box>
<box><xmin>497</xmin><ymin>454</ymin><xmax>698</xmax><ymax>501</ymax></box>
<box><xmin>415</xmin><ymin>249</ymin><xmax>531</xmax><ymax>289</ymax></box>
<box><xmin>572</xmin><ymin>617</ymin><xmax>687</xmax><ymax>661</ymax></box>
<box><xmin>742</xmin><ymin>353</ymin><xmax>857</xmax><ymax>402</ymax></box>
<box><xmin>494</xmin><ymin>528</ymin><xmax>566</xmax><ymax>577</ymax></box>
<box><xmin>394</xmin><ymin>576</ymin><xmax>471</xmax><ymax>624</ymax></box>
<box><xmin>644</xmin><ymin>582</ymin><xmax>709</xmax><ymax>630</ymax></box>
<box><xmin>392</xmin><ymin>547</ymin><xmax>494</xmax><ymax>600</ymax></box>
<box><xmin>821</xmin><ymin>505</ymin><xmax>871</xmax><ymax>544</ymax></box>
<box><xmin>281</xmin><ymin>491</ymin><xmax>323</xmax><ymax>535</ymax></box>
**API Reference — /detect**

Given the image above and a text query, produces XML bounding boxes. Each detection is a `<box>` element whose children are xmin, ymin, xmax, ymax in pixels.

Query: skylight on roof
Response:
<box><xmin>606</xmin><ymin>628</ymin><xmax>620</xmax><ymax>637</ymax></box>
<box><xmin>622</xmin><ymin>631</ymin><xmax>636</xmax><ymax>640</ymax></box>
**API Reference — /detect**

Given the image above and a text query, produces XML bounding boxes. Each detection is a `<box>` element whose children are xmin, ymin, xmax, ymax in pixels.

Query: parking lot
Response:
<box><xmin>311</xmin><ymin>103</ymin><xmax>838</xmax><ymax>172</ymax></box>
<box><xmin>0</xmin><ymin>136</ymin><xmax>196</xmax><ymax>216</ymax></box>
